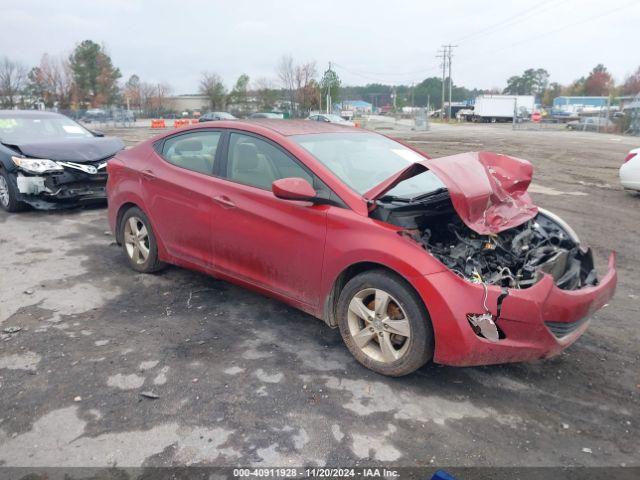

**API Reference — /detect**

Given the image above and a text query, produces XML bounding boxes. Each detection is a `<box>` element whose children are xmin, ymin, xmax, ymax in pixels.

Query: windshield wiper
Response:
<box><xmin>380</xmin><ymin>187</ymin><xmax>448</xmax><ymax>204</ymax></box>
<box><xmin>407</xmin><ymin>187</ymin><xmax>448</xmax><ymax>202</ymax></box>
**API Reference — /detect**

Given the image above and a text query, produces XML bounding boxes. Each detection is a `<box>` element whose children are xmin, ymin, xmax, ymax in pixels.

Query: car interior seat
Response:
<box><xmin>171</xmin><ymin>139</ymin><xmax>214</xmax><ymax>173</ymax></box>
<box><xmin>230</xmin><ymin>141</ymin><xmax>277</xmax><ymax>189</ymax></box>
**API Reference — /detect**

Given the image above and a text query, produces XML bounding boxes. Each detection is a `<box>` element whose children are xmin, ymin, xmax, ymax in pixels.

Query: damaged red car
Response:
<box><xmin>107</xmin><ymin>120</ymin><xmax>617</xmax><ymax>376</ymax></box>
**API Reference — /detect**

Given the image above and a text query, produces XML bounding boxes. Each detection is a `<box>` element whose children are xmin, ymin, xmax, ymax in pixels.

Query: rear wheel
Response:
<box><xmin>120</xmin><ymin>207</ymin><xmax>165</xmax><ymax>273</ymax></box>
<box><xmin>337</xmin><ymin>270</ymin><xmax>433</xmax><ymax>376</ymax></box>
<box><xmin>0</xmin><ymin>170</ymin><xmax>27</xmax><ymax>213</ymax></box>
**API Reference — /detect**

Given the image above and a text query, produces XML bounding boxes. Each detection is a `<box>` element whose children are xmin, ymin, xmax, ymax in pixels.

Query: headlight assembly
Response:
<box><xmin>11</xmin><ymin>156</ymin><xmax>63</xmax><ymax>174</ymax></box>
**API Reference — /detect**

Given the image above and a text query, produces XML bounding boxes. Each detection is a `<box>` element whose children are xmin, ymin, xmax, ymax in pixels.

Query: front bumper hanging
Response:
<box><xmin>15</xmin><ymin>160</ymin><xmax>109</xmax><ymax>208</ymax></box>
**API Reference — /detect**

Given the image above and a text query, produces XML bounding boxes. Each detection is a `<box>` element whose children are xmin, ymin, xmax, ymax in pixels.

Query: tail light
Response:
<box><xmin>624</xmin><ymin>152</ymin><xmax>637</xmax><ymax>164</ymax></box>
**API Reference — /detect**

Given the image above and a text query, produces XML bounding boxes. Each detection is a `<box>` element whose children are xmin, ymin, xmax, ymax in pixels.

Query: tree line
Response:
<box><xmin>1</xmin><ymin>39</ymin><xmax>639</xmax><ymax>116</ymax></box>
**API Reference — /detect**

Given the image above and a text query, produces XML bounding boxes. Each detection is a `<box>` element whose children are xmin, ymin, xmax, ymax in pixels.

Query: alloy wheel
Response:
<box><xmin>0</xmin><ymin>175</ymin><xmax>9</xmax><ymax>208</ymax></box>
<box><xmin>123</xmin><ymin>216</ymin><xmax>150</xmax><ymax>265</ymax></box>
<box><xmin>347</xmin><ymin>288</ymin><xmax>411</xmax><ymax>363</ymax></box>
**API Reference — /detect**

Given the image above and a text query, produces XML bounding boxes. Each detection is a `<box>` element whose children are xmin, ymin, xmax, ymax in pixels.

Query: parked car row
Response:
<box><xmin>0</xmin><ymin>110</ymin><xmax>620</xmax><ymax>376</ymax></box>
<box><xmin>566</xmin><ymin>116</ymin><xmax>616</xmax><ymax>132</ymax></box>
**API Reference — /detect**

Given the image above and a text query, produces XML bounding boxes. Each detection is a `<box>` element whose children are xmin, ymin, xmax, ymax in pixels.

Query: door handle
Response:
<box><xmin>212</xmin><ymin>195</ymin><xmax>236</xmax><ymax>208</ymax></box>
<box><xmin>141</xmin><ymin>169</ymin><xmax>156</xmax><ymax>181</ymax></box>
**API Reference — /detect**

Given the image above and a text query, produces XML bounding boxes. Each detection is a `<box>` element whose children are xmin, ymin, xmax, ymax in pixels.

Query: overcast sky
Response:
<box><xmin>2</xmin><ymin>0</ymin><xmax>638</xmax><ymax>94</ymax></box>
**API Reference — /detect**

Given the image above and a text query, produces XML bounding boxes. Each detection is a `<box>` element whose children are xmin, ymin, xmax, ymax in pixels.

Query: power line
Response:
<box><xmin>452</xmin><ymin>0</ymin><xmax>558</xmax><ymax>44</ymax></box>
<box><xmin>332</xmin><ymin>61</ymin><xmax>439</xmax><ymax>85</ymax></box>
<box><xmin>453</xmin><ymin>0</ymin><xmax>639</xmax><ymax>73</ymax></box>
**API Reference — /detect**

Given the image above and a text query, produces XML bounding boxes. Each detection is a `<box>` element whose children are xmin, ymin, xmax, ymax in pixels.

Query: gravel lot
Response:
<box><xmin>0</xmin><ymin>122</ymin><xmax>638</xmax><ymax>471</ymax></box>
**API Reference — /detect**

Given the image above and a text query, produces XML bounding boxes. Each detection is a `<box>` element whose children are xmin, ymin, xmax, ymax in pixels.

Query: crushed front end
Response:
<box><xmin>12</xmin><ymin>156</ymin><xmax>110</xmax><ymax>209</ymax></box>
<box><xmin>369</xmin><ymin>151</ymin><xmax>617</xmax><ymax>366</ymax></box>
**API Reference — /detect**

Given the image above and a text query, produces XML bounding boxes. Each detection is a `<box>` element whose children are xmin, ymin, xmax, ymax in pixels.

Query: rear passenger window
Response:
<box><xmin>161</xmin><ymin>131</ymin><xmax>221</xmax><ymax>175</ymax></box>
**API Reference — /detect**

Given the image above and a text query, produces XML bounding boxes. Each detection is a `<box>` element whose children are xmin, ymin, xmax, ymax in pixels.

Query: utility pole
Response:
<box><xmin>446</xmin><ymin>44</ymin><xmax>458</xmax><ymax>121</ymax></box>
<box><xmin>326</xmin><ymin>62</ymin><xmax>332</xmax><ymax>114</ymax></box>
<box><xmin>437</xmin><ymin>47</ymin><xmax>447</xmax><ymax>121</ymax></box>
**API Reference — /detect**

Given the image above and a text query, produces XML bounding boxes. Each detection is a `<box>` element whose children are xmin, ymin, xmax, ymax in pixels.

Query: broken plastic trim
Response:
<box><xmin>466</xmin><ymin>313</ymin><xmax>501</xmax><ymax>342</ymax></box>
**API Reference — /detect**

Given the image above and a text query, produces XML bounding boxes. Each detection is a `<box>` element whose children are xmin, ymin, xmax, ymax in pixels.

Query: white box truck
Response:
<box><xmin>472</xmin><ymin>95</ymin><xmax>535</xmax><ymax>122</ymax></box>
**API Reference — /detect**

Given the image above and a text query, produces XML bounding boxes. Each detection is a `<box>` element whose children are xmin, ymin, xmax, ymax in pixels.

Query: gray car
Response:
<box><xmin>199</xmin><ymin>112</ymin><xmax>236</xmax><ymax>123</ymax></box>
<box><xmin>567</xmin><ymin>117</ymin><xmax>615</xmax><ymax>132</ymax></box>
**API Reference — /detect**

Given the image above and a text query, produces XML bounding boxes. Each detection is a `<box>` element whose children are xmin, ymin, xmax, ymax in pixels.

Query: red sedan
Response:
<box><xmin>107</xmin><ymin>120</ymin><xmax>616</xmax><ymax>376</ymax></box>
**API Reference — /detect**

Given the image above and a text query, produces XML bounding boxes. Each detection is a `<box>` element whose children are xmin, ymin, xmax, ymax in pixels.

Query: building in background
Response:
<box><xmin>335</xmin><ymin>100</ymin><xmax>373</xmax><ymax>116</ymax></box>
<box><xmin>551</xmin><ymin>96</ymin><xmax>610</xmax><ymax>120</ymax></box>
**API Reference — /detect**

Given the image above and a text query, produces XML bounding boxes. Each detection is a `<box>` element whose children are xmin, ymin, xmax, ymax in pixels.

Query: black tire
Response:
<box><xmin>337</xmin><ymin>269</ymin><xmax>434</xmax><ymax>377</ymax></box>
<box><xmin>0</xmin><ymin>169</ymin><xmax>28</xmax><ymax>213</ymax></box>
<box><xmin>119</xmin><ymin>206</ymin><xmax>166</xmax><ymax>273</ymax></box>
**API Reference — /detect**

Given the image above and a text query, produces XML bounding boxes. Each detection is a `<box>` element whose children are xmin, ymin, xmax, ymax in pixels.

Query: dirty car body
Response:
<box><xmin>107</xmin><ymin>120</ymin><xmax>616</xmax><ymax>374</ymax></box>
<box><xmin>0</xmin><ymin>110</ymin><xmax>124</xmax><ymax>211</ymax></box>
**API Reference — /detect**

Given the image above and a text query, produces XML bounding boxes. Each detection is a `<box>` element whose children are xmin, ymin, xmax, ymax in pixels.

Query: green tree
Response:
<box><xmin>228</xmin><ymin>73</ymin><xmax>250</xmax><ymax>113</ymax></box>
<box><xmin>541</xmin><ymin>82</ymin><xmax>562</xmax><ymax>106</ymax></box>
<box><xmin>69</xmin><ymin>40</ymin><xmax>121</xmax><ymax>107</ymax></box>
<box><xmin>503</xmin><ymin>68</ymin><xmax>549</xmax><ymax>96</ymax></box>
<box><xmin>25</xmin><ymin>67</ymin><xmax>46</xmax><ymax>105</ymax></box>
<box><xmin>199</xmin><ymin>72</ymin><xmax>227</xmax><ymax>110</ymax></box>
<box><xmin>123</xmin><ymin>74</ymin><xmax>141</xmax><ymax>110</ymax></box>
<box><xmin>320</xmin><ymin>66</ymin><xmax>341</xmax><ymax>110</ymax></box>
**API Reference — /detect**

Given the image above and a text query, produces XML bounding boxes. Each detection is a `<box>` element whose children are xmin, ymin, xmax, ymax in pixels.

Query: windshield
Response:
<box><xmin>0</xmin><ymin>115</ymin><xmax>93</xmax><ymax>143</ymax></box>
<box><xmin>291</xmin><ymin>132</ymin><xmax>445</xmax><ymax>198</ymax></box>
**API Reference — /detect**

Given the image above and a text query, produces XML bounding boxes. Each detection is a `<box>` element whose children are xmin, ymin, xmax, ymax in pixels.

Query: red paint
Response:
<box><xmin>366</xmin><ymin>151</ymin><xmax>538</xmax><ymax>235</ymax></box>
<box><xmin>107</xmin><ymin>120</ymin><xmax>617</xmax><ymax>367</ymax></box>
<box><xmin>272</xmin><ymin>177</ymin><xmax>316</xmax><ymax>201</ymax></box>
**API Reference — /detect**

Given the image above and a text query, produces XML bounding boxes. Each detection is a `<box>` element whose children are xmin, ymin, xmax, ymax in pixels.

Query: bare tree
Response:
<box><xmin>254</xmin><ymin>77</ymin><xmax>278</xmax><ymax>111</ymax></box>
<box><xmin>277</xmin><ymin>55</ymin><xmax>296</xmax><ymax>116</ymax></box>
<box><xmin>295</xmin><ymin>62</ymin><xmax>318</xmax><ymax>114</ymax></box>
<box><xmin>152</xmin><ymin>82</ymin><xmax>173</xmax><ymax>114</ymax></box>
<box><xmin>199</xmin><ymin>72</ymin><xmax>227</xmax><ymax>110</ymax></box>
<box><xmin>37</xmin><ymin>54</ymin><xmax>74</xmax><ymax>109</ymax></box>
<box><xmin>0</xmin><ymin>57</ymin><xmax>28</xmax><ymax>108</ymax></box>
<box><xmin>139</xmin><ymin>81</ymin><xmax>156</xmax><ymax>116</ymax></box>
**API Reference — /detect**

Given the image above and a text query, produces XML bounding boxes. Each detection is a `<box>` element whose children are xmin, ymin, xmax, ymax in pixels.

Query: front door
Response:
<box><xmin>211</xmin><ymin>132</ymin><xmax>328</xmax><ymax>307</ymax></box>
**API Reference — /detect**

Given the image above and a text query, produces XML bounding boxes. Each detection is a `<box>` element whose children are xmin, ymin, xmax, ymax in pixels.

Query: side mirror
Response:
<box><xmin>91</xmin><ymin>130</ymin><xmax>105</xmax><ymax>137</ymax></box>
<box><xmin>272</xmin><ymin>177</ymin><xmax>316</xmax><ymax>201</ymax></box>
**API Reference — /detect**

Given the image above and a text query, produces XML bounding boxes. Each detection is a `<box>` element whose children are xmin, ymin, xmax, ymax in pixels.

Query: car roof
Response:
<box><xmin>0</xmin><ymin>110</ymin><xmax>65</xmax><ymax>119</ymax></box>
<box><xmin>233</xmin><ymin>119</ymin><xmax>360</xmax><ymax>136</ymax></box>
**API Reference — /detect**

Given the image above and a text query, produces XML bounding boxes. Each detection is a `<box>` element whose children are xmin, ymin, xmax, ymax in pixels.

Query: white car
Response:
<box><xmin>308</xmin><ymin>113</ymin><xmax>355</xmax><ymax>126</ymax></box>
<box><xmin>620</xmin><ymin>147</ymin><xmax>640</xmax><ymax>191</ymax></box>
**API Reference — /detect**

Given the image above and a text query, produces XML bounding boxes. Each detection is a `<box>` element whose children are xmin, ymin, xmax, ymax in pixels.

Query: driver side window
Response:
<box><xmin>226</xmin><ymin>133</ymin><xmax>313</xmax><ymax>190</ymax></box>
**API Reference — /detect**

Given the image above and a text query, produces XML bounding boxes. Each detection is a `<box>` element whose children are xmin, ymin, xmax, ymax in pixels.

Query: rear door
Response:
<box><xmin>142</xmin><ymin>129</ymin><xmax>223</xmax><ymax>267</ymax></box>
<box><xmin>210</xmin><ymin>131</ymin><xmax>329</xmax><ymax>306</ymax></box>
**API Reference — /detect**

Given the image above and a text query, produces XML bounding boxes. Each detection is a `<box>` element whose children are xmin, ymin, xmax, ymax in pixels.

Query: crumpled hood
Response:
<box><xmin>7</xmin><ymin>137</ymin><xmax>125</xmax><ymax>163</ymax></box>
<box><xmin>365</xmin><ymin>151</ymin><xmax>538</xmax><ymax>234</ymax></box>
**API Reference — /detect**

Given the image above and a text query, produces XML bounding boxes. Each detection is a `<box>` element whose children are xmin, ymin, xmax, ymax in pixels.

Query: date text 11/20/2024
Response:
<box><xmin>233</xmin><ymin>468</ymin><xmax>399</xmax><ymax>478</ymax></box>
<box><xmin>231</xmin><ymin>468</ymin><xmax>456</xmax><ymax>478</ymax></box>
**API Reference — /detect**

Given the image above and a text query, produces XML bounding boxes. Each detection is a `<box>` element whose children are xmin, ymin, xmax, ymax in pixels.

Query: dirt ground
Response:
<box><xmin>0</xmin><ymin>122</ymin><xmax>638</xmax><ymax>472</ymax></box>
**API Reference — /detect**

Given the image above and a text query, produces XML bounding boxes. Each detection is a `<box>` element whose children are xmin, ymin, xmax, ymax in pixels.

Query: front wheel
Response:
<box><xmin>337</xmin><ymin>270</ymin><xmax>433</xmax><ymax>376</ymax></box>
<box><xmin>119</xmin><ymin>207</ymin><xmax>166</xmax><ymax>273</ymax></box>
<box><xmin>0</xmin><ymin>170</ymin><xmax>27</xmax><ymax>213</ymax></box>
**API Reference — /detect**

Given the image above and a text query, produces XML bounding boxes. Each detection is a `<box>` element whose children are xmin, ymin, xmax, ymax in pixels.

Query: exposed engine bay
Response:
<box><xmin>373</xmin><ymin>189</ymin><xmax>598</xmax><ymax>290</ymax></box>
